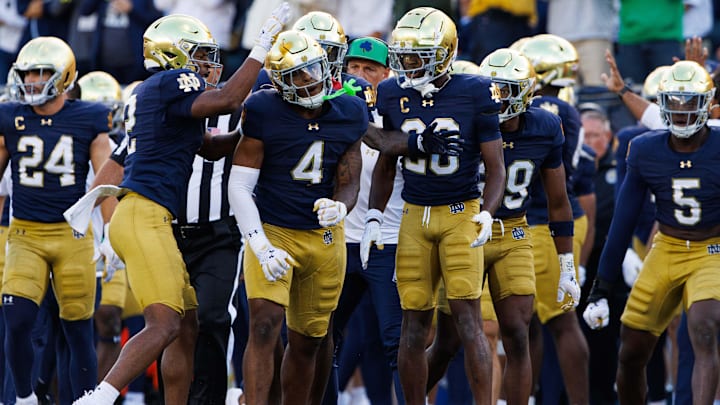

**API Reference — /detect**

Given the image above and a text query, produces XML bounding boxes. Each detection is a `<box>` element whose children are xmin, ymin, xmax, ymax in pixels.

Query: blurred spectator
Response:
<box><xmin>547</xmin><ymin>0</ymin><xmax>616</xmax><ymax>87</ymax></box>
<box><xmin>392</xmin><ymin>0</ymin><xmax>454</xmax><ymax>26</ymax></box>
<box><xmin>67</xmin><ymin>1</ymin><xmax>97</xmax><ymax>77</ymax></box>
<box><xmin>17</xmin><ymin>0</ymin><xmax>73</xmax><ymax>44</ymax></box>
<box><xmin>79</xmin><ymin>0</ymin><xmax>162</xmax><ymax>84</ymax></box>
<box><xmin>0</xmin><ymin>0</ymin><xmax>26</xmax><ymax>86</ymax></box>
<box><xmin>464</xmin><ymin>0</ymin><xmax>535</xmax><ymax>63</ymax></box>
<box><xmin>615</xmin><ymin>0</ymin><xmax>683</xmax><ymax>85</ymax></box>
<box><xmin>683</xmin><ymin>0</ymin><xmax>713</xmax><ymax>42</ymax></box>
<box><xmin>336</xmin><ymin>0</ymin><xmax>393</xmax><ymax>39</ymax></box>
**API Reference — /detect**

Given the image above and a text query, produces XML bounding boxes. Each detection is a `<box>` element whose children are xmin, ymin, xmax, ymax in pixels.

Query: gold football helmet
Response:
<box><xmin>143</xmin><ymin>14</ymin><xmax>223</xmax><ymax>86</ymax></box>
<box><xmin>292</xmin><ymin>11</ymin><xmax>347</xmax><ymax>81</ymax></box>
<box><xmin>266</xmin><ymin>30</ymin><xmax>332</xmax><ymax>109</ymax></box>
<box><xmin>449</xmin><ymin>60</ymin><xmax>479</xmax><ymax>75</ymax></box>
<box><xmin>7</xmin><ymin>36</ymin><xmax>77</xmax><ymax>105</ymax></box>
<box><xmin>478</xmin><ymin>48</ymin><xmax>536</xmax><ymax>122</ymax></box>
<box><xmin>78</xmin><ymin>71</ymin><xmax>122</xmax><ymax>106</ymax></box>
<box><xmin>657</xmin><ymin>61</ymin><xmax>715</xmax><ymax>138</ymax></box>
<box><xmin>388</xmin><ymin>7</ymin><xmax>457</xmax><ymax>91</ymax></box>
<box><xmin>642</xmin><ymin>65</ymin><xmax>671</xmax><ymax>100</ymax></box>
<box><xmin>518</xmin><ymin>34</ymin><xmax>578</xmax><ymax>88</ymax></box>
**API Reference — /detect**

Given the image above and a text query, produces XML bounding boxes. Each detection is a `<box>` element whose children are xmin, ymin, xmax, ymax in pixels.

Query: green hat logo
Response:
<box><xmin>347</xmin><ymin>37</ymin><xmax>388</xmax><ymax>67</ymax></box>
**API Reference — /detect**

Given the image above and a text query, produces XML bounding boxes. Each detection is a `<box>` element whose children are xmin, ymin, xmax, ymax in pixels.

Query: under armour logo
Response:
<box><xmin>247</xmin><ymin>229</ymin><xmax>260</xmax><ymax>239</ymax></box>
<box><xmin>323</xmin><ymin>230</ymin><xmax>333</xmax><ymax>245</ymax></box>
<box><xmin>503</xmin><ymin>142</ymin><xmax>514</xmax><ymax>149</ymax></box>
<box><xmin>421</xmin><ymin>99</ymin><xmax>434</xmax><ymax>107</ymax></box>
<box><xmin>177</xmin><ymin>73</ymin><xmax>202</xmax><ymax>93</ymax></box>
<box><xmin>40</xmin><ymin>118</ymin><xmax>52</xmax><ymax>126</ymax></box>
<box><xmin>449</xmin><ymin>202</ymin><xmax>465</xmax><ymax>214</ymax></box>
<box><xmin>680</xmin><ymin>160</ymin><xmax>692</xmax><ymax>168</ymax></box>
<box><xmin>2</xmin><ymin>296</ymin><xmax>12</xmax><ymax>305</ymax></box>
<box><xmin>511</xmin><ymin>227</ymin><xmax>525</xmax><ymax>240</ymax></box>
<box><xmin>308</xmin><ymin>123</ymin><xmax>320</xmax><ymax>131</ymax></box>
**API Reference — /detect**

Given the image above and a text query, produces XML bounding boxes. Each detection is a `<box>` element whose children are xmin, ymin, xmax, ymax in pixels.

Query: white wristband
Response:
<box><xmin>365</xmin><ymin>208</ymin><xmax>384</xmax><ymax>225</ymax></box>
<box><xmin>248</xmin><ymin>45</ymin><xmax>268</xmax><ymax>64</ymax></box>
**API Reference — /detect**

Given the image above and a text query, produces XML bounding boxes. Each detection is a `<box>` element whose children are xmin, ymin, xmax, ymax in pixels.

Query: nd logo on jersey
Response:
<box><xmin>177</xmin><ymin>73</ymin><xmax>202</xmax><ymax>93</ymax></box>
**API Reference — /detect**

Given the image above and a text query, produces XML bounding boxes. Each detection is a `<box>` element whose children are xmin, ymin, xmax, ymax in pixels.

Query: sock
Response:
<box><xmin>94</xmin><ymin>381</ymin><xmax>120</xmax><ymax>404</ymax></box>
<box><xmin>124</xmin><ymin>391</ymin><xmax>145</xmax><ymax>403</ymax></box>
<box><xmin>4</xmin><ymin>295</ymin><xmax>39</xmax><ymax>397</ymax></box>
<box><xmin>497</xmin><ymin>400</ymin><xmax>508</xmax><ymax>405</ymax></box>
<box><xmin>62</xmin><ymin>319</ymin><xmax>98</xmax><ymax>396</ymax></box>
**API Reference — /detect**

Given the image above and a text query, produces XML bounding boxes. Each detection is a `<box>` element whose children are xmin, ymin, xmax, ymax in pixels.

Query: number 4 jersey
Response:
<box><xmin>376</xmin><ymin>74</ymin><xmax>502</xmax><ymax>206</ymax></box>
<box><xmin>241</xmin><ymin>89</ymin><xmax>368</xmax><ymax>230</ymax></box>
<box><xmin>0</xmin><ymin>99</ymin><xmax>111</xmax><ymax>222</ymax></box>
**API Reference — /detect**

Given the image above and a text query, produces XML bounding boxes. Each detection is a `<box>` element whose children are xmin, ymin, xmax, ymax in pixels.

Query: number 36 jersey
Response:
<box><xmin>241</xmin><ymin>90</ymin><xmax>368</xmax><ymax>230</ymax></box>
<box><xmin>376</xmin><ymin>74</ymin><xmax>502</xmax><ymax>206</ymax></box>
<box><xmin>0</xmin><ymin>99</ymin><xmax>111</xmax><ymax>222</ymax></box>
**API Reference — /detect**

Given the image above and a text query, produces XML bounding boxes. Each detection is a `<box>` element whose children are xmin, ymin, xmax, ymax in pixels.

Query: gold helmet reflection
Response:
<box><xmin>143</xmin><ymin>14</ymin><xmax>223</xmax><ymax>86</ymax></box>
<box><xmin>388</xmin><ymin>7</ymin><xmax>457</xmax><ymax>91</ymax></box>
<box><xmin>266</xmin><ymin>30</ymin><xmax>332</xmax><ymax>109</ymax></box>
<box><xmin>642</xmin><ymin>65</ymin><xmax>671</xmax><ymax>100</ymax></box>
<box><xmin>518</xmin><ymin>34</ymin><xmax>578</xmax><ymax>88</ymax></box>
<box><xmin>449</xmin><ymin>60</ymin><xmax>479</xmax><ymax>75</ymax></box>
<box><xmin>658</xmin><ymin>61</ymin><xmax>715</xmax><ymax>138</ymax></box>
<box><xmin>7</xmin><ymin>36</ymin><xmax>78</xmax><ymax>105</ymax></box>
<box><xmin>478</xmin><ymin>48</ymin><xmax>536</xmax><ymax>122</ymax></box>
<box><xmin>292</xmin><ymin>11</ymin><xmax>347</xmax><ymax>81</ymax></box>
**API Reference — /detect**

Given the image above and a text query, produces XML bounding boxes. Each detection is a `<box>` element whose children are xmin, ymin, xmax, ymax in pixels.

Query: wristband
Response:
<box><xmin>365</xmin><ymin>208</ymin><xmax>384</xmax><ymax>225</ymax></box>
<box><xmin>549</xmin><ymin>220</ymin><xmax>574</xmax><ymax>237</ymax></box>
<box><xmin>248</xmin><ymin>45</ymin><xmax>268</xmax><ymax>64</ymax></box>
<box><xmin>616</xmin><ymin>84</ymin><xmax>632</xmax><ymax>98</ymax></box>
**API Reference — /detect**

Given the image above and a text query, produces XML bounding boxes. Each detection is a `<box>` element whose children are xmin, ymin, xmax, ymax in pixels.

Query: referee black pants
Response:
<box><xmin>174</xmin><ymin>217</ymin><xmax>242</xmax><ymax>405</ymax></box>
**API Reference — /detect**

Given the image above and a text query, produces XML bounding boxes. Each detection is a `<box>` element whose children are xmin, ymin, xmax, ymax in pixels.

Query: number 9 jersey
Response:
<box><xmin>376</xmin><ymin>73</ymin><xmax>502</xmax><ymax>205</ymax></box>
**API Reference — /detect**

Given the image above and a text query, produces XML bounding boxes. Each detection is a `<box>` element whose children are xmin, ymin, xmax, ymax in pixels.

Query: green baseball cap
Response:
<box><xmin>346</xmin><ymin>37</ymin><xmax>388</xmax><ymax>67</ymax></box>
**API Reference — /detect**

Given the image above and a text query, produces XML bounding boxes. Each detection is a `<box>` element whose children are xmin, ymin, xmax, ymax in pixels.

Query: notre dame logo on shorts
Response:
<box><xmin>323</xmin><ymin>229</ymin><xmax>333</xmax><ymax>245</ymax></box>
<box><xmin>511</xmin><ymin>227</ymin><xmax>526</xmax><ymax>240</ymax></box>
<box><xmin>449</xmin><ymin>202</ymin><xmax>465</xmax><ymax>214</ymax></box>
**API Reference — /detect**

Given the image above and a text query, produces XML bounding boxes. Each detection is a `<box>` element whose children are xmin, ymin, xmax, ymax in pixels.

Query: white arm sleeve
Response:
<box><xmin>228</xmin><ymin>165</ymin><xmax>271</xmax><ymax>255</ymax></box>
<box><xmin>640</xmin><ymin>103</ymin><xmax>667</xmax><ymax>130</ymax></box>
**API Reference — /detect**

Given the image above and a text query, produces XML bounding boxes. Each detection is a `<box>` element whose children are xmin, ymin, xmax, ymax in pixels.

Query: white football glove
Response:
<box><xmin>622</xmin><ymin>248</ymin><xmax>643</xmax><ymax>287</ymax></box>
<box><xmin>94</xmin><ymin>223</ymin><xmax>125</xmax><ymax>282</ymax></box>
<box><xmin>256</xmin><ymin>245</ymin><xmax>297</xmax><ymax>282</ymax></box>
<box><xmin>470</xmin><ymin>210</ymin><xmax>493</xmax><ymax>248</ymax></box>
<box><xmin>255</xmin><ymin>2</ymin><xmax>290</xmax><ymax>51</ymax></box>
<box><xmin>313</xmin><ymin>198</ymin><xmax>347</xmax><ymax>227</ymax></box>
<box><xmin>360</xmin><ymin>209</ymin><xmax>384</xmax><ymax>269</ymax></box>
<box><xmin>583</xmin><ymin>298</ymin><xmax>610</xmax><ymax>330</ymax></box>
<box><xmin>557</xmin><ymin>253</ymin><xmax>581</xmax><ymax>311</ymax></box>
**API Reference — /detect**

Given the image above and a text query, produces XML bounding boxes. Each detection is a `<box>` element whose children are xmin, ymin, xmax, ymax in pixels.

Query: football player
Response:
<box><xmin>516</xmin><ymin>33</ymin><xmax>590</xmax><ymax>405</ymax></box>
<box><xmin>365</xmin><ymin>7</ymin><xmax>506</xmax><ymax>404</ymax></box>
<box><xmin>72</xmin><ymin>6</ymin><xmax>291</xmax><ymax>405</ymax></box>
<box><xmin>228</xmin><ymin>29</ymin><xmax>367</xmax><ymax>405</ymax></box>
<box><xmin>0</xmin><ymin>37</ymin><xmax>114</xmax><ymax>404</ymax></box>
<box><xmin>427</xmin><ymin>49</ymin><xmax>576</xmax><ymax>405</ymax></box>
<box><xmin>584</xmin><ymin>60</ymin><xmax>720</xmax><ymax>404</ymax></box>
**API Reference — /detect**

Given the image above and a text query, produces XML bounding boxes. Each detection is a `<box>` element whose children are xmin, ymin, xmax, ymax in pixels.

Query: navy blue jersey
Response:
<box><xmin>616</xmin><ymin>125</ymin><xmax>656</xmax><ymax>243</ymax></box>
<box><xmin>120</xmin><ymin>69</ymin><xmax>205</xmax><ymax>217</ymax></box>
<box><xmin>489</xmin><ymin>107</ymin><xmax>564</xmax><ymax>218</ymax></box>
<box><xmin>527</xmin><ymin>95</ymin><xmax>583</xmax><ymax>223</ymax></box>
<box><xmin>0</xmin><ymin>99</ymin><xmax>110</xmax><ymax>222</ymax></box>
<box><xmin>252</xmin><ymin>69</ymin><xmax>273</xmax><ymax>93</ymax></box>
<box><xmin>242</xmin><ymin>89</ymin><xmax>368</xmax><ymax>229</ymax></box>
<box><xmin>597</xmin><ymin>128</ymin><xmax>720</xmax><ymax>282</ymax></box>
<box><xmin>377</xmin><ymin>74</ymin><xmax>502</xmax><ymax>206</ymax></box>
<box><xmin>572</xmin><ymin>144</ymin><xmax>596</xmax><ymax>197</ymax></box>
